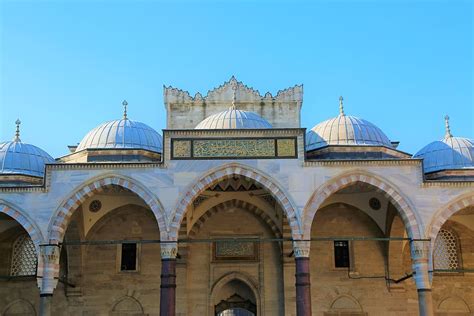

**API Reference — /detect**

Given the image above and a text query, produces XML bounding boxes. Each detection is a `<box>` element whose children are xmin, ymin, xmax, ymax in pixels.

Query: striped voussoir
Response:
<box><xmin>188</xmin><ymin>199</ymin><xmax>282</xmax><ymax>238</ymax></box>
<box><xmin>303</xmin><ymin>173</ymin><xmax>422</xmax><ymax>240</ymax></box>
<box><xmin>49</xmin><ymin>176</ymin><xmax>165</xmax><ymax>243</ymax></box>
<box><xmin>169</xmin><ymin>164</ymin><xmax>302</xmax><ymax>241</ymax></box>
<box><xmin>0</xmin><ymin>203</ymin><xmax>43</xmax><ymax>253</ymax></box>
<box><xmin>429</xmin><ymin>194</ymin><xmax>474</xmax><ymax>243</ymax></box>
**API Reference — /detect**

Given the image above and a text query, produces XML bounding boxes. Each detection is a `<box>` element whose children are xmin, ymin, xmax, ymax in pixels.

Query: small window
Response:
<box><xmin>120</xmin><ymin>243</ymin><xmax>137</xmax><ymax>271</ymax></box>
<box><xmin>334</xmin><ymin>240</ymin><xmax>350</xmax><ymax>268</ymax></box>
<box><xmin>11</xmin><ymin>234</ymin><xmax>37</xmax><ymax>276</ymax></box>
<box><xmin>434</xmin><ymin>229</ymin><xmax>460</xmax><ymax>271</ymax></box>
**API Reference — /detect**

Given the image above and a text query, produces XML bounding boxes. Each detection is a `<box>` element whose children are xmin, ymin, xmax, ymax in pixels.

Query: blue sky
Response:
<box><xmin>0</xmin><ymin>0</ymin><xmax>472</xmax><ymax>158</ymax></box>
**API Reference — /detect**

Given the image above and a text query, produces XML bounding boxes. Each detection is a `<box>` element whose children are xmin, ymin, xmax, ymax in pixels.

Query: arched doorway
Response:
<box><xmin>214</xmin><ymin>280</ymin><xmax>257</xmax><ymax>316</ymax></box>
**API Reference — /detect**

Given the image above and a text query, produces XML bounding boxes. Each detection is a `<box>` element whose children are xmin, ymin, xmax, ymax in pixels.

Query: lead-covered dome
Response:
<box><xmin>195</xmin><ymin>108</ymin><xmax>272</xmax><ymax>129</ymax></box>
<box><xmin>76</xmin><ymin>102</ymin><xmax>163</xmax><ymax>153</ymax></box>
<box><xmin>414</xmin><ymin>116</ymin><xmax>474</xmax><ymax>173</ymax></box>
<box><xmin>306</xmin><ymin>97</ymin><xmax>391</xmax><ymax>151</ymax></box>
<box><xmin>0</xmin><ymin>120</ymin><xmax>54</xmax><ymax>178</ymax></box>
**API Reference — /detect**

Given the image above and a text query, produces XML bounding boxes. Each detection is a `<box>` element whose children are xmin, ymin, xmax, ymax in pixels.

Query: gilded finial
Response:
<box><xmin>230</xmin><ymin>84</ymin><xmax>237</xmax><ymax>110</ymax></box>
<box><xmin>444</xmin><ymin>115</ymin><xmax>452</xmax><ymax>138</ymax></box>
<box><xmin>14</xmin><ymin>119</ymin><xmax>21</xmax><ymax>142</ymax></box>
<box><xmin>339</xmin><ymin>96</ymin><xmax>345</xmax><ymax>116</ymax></box>
<box><xmin>122</xmin><ymin>100</ymin><xmax>128</xmax><ymax>119</ymax></box>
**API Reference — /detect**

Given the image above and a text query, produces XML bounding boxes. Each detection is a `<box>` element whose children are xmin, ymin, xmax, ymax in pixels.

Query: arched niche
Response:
<box><xmin>110</xmin><ymin>296</ymin><xmax>144</xmax><ymax>316</ymax></box>
<box><xmin>2</xmin><ymin>299</ymin><xmax>36</xmax><ymax>316</ymax></box>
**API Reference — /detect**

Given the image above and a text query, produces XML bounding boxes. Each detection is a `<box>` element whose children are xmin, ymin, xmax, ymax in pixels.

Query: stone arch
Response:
<box><xmin>47</xmin><ymin>174</ymin><xmax>166</xmax><ymax>243</ymax></box>
<box><xmin>329</xmin><ymin>294</ymin><xmax>364</xmax><ymax>312</ymax></box>
<box><xmin>437</xmin><ymin>296</ymin><xmax>471</xmax><ymax>313</ymax></box>
<box><xmin>168</xmin><ymin>163</ymin><xmax>301</xmax><ymax>240</ymax></box>
<box><xmin>110</xmin><ymin>296</ymin><xmax>144</xmax><ymax>315</ymax></box>
<box><xmin>303</xmin><ymin>170</ymin><xmax>422</xmax><ymax>239</ymax></box>
<box><xmin>2</xmin><ymin>299</ymin><xmax>36</xmax><ymax>315</ymax></box>
<box><xmin>0</xmin><ymin>200</ymin><xmax>44</xmax><ymax>253</ymax></box>
<box><xmin>427</xmin><ymin>193</ymin><xmax>474</xmax><ymax>244</ymax></box>
<box><xmin>189</xmin><ymin>199</ymin><xmax>282</xmax><ymax>238</ymax></box>
<box><xmin>210</xmin><ymin>272</ymin><xmax>260</xmax><ymax>315</ymax></box>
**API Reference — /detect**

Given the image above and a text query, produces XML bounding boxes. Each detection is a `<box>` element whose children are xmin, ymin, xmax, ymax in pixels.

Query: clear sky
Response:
<box><xmin>0</xmin><ymin>0</ymin><xmax>472</xmax><ymax>158</ymax></box>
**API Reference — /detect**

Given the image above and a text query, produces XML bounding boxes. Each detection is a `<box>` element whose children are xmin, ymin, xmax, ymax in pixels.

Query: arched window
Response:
<box><xmin>10</xmin><ymin>234</ymin><xmax>37</xmax><ymax>276</ymax></box>
<box><xmin>433</xmin><ymin>229</ymin><xmax>460</xmax><ymax>271</ymax></box>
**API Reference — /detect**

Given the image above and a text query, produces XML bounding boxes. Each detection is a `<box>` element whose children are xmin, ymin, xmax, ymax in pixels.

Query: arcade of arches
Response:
<box><xmin>0</xmin><ymin>178</ymin><xmax>473</xmax><ymax>316</ymax></box>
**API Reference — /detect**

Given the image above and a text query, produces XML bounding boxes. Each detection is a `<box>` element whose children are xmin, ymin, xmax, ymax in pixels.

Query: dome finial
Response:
<box><xmin>230</xmin><ymin>83</ymin><xmax>237</xmax><ymax>110</ymax></box>
<box><xmin>13</xmin><ymin>119</ymin><xmax>21</xmax><ymax>142</ymax></box>
<box><xmin>339</xmin><ymin>96</ymin><xmax>345</xmax><ymax>116</ymax></box>
<box><xmin>444</xmin><ymin>114</ymin><xmax>452</xmax><ymax>138</ymax></box>
<box><xmin>122</xmin><ymin>100</ymin><xmax>128</xmax><ymax>119</ymax></box>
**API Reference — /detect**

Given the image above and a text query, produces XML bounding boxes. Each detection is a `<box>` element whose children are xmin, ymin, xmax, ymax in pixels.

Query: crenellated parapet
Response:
<box><xmin>163</xmin><ymin>76</ymin><xmax>303</xmax><ymax>129</ymax></box>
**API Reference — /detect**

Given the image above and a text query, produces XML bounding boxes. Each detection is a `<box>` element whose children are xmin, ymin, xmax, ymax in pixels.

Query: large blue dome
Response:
<box><xmin>306</xmin><ymin>98</ymin><xmax>391</xmax><ymax>151</ymax></box>
<box><xmin>414</xmin><ymin>136</ymin><xmax>474</xmax><ymax>173</ymax></box>
<box><xmin>414</xmin><ymin>116</ymin><xmax>474</xmax><ymax>173</ymax></box>
<box><xmin>77</xmin><ymin>119</ymin><xmax>163</xmax><ymax>153</ymax></box>
<box><xmin>0</xmin><ymin>141</ymin><xmax>54</xmax><ymax>178</ymax></box>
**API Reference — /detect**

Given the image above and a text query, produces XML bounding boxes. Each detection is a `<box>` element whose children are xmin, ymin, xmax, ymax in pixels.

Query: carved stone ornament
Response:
<box><xmin>40</xmin><ymin>244</ymin><xmax>61</xmax><ymax>264</ymax></box>
<box><xmin>410</xmin><ymin>240</ymin><xmax>430</xmax><ymax>261</ymax></box>
<box><xmin>160</xmin><ymin>242</ymin><xmax>178</xmax><ymax>259</ymax></box>
<box><xmin>293</xmin><ymin>240</ymin><xmax>311</xmax><ymax>258</ymax></box>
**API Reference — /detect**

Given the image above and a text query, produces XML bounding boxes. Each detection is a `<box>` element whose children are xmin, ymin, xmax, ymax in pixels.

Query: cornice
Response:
<box><xmin>163</xmin><ymin>76</ymin><xmax>303</xmax><ymax>104</ymax></box>
<box><xmin>421</xmin><ymin>180</ymin><xmax>474</xmax><ymax>188</ymax></box>
<box><xmin>164</xmin><ymin>128</ymin><xmax>305</xmax><ymax>138</ymax></box>
<box><xmin>303</xmin><ymin>158</ymin><xmax>422</xmax><ymax>167</ymax></box>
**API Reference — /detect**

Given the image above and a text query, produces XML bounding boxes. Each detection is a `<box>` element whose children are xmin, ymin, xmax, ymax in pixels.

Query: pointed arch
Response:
<box><xmin>168</xmin><ymin>163</ymin><xmax>302</xmax><ymax>240</ymax></box>
<box><xmin>302</xmin><ymin>171</ymin><xmax>422</xmax><ymax>239</ymax></box>
<box><xmin>47</xmin><ymin>174</ymin><xmax>166</xmax><ymax>243</ymax></box>
<box><xmin>427</xmin><ymin>193</ymin><xmax>474</xmax><ymax>243</ymax></box>
<box><xmin>189</xmin><ymin>199</ymin><xmax>282</xmax><ymax>238</ymax></box>
<box><xmin>0</xmin><ymin>200</ymin><xmax>44</xmax><ymax>253</ymax></box>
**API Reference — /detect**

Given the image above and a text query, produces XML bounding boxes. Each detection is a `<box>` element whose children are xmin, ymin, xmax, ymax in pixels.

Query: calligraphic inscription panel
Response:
<box><xmin>194</xmin><ymin>139</ymin><xmax>275</xmax><ymax>158</ymax></box>
<box><xmin>214</xmin><ymin>241</ymin><xmax>257</xmax><ymax>261</ymax></box>
<box><xmin>172</xmin><ymin>140</ymin><xmax>192</xmax><ymax>158</ymax></box>
<box><xmin>171</xmin><ymin>137</ymin><xmax>298</xmax><ymax>159</ymax></box>
<box><xmin>276</xmin><ymin>138</ymin><xmax>296</xmax><ymax>157</ymax></box>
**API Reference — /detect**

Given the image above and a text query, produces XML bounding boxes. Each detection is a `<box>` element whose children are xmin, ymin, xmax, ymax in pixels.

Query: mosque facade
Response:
<box><xmin>0</xmin><ymin>77</ymin><xmax>473</xmax><ymax>316</ymax></box>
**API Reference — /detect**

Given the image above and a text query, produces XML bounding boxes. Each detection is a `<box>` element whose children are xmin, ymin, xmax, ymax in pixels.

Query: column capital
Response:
<box><xmin>410</xmin><ymin>240</ymin><xmax>431</xmax><ymax>291</ymax></box>
<box><xmin>293</xmin><ymin>240</ymin><xmax>310</xmax><ymax>258</ymax></box>
<box><xmin>161</xmin><ymin>241</ymin><xmax>178</xmax><ymax>259</ymax></box>
<box><xmin>37</xmin><ymin>244</ymin><xmax>61</xmax><ymax>295</ymax></box>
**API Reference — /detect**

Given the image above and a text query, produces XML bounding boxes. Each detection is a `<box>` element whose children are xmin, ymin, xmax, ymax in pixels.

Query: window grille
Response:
<box><xmin>10</xmin><ymin>234</ymin><xmax>37</xmax><ymax>276</ymax></box>
<box><xmin>434</xmin><ymin>229</ymin><xmax>459</xmax><ymax>270</ymax></box>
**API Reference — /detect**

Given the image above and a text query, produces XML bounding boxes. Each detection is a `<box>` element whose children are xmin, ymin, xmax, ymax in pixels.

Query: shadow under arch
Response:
<box><xmin>210</xmin><ymin>271</ymin><xmax>260</xmax><ymax>316</ymax></box>
<box><xmin>47</xmin><ymin>174</ymin><xmax>167</xmax><ymax>243</ymax></box>
<box><xmin>189</xmin><ymin>199</ymin><xmax>282</xmax><ymax>239</ymax></box>
<box><xmin>302</xmin><ymin>170</ymin><xmax>422</xmax><ymax>240</ymax></box>
<box><xmin>0</xmin><ymin>200</ymin><xmax>44</xmax><ymax>253</ymax></box>
<box><xmin>168</xmin><ymin>163</ymin><xmax>302</xmax><ymax>241</ymax></box>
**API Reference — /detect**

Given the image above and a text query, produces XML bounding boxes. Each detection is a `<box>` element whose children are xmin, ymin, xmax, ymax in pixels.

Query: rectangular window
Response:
<box><xmin>120</xmin><ymin>243</ymin><xmax>137</xmax><ymax>271</ymax></box>
<box><xmin>334</xmin><ymin>240</ymin><xmax>350</xmax><ymax>268</ymax></box>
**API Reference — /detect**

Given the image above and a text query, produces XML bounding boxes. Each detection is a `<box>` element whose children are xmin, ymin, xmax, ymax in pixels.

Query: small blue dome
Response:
<box><xmin>306</xmin><ymin>115</ymin><xmax>391</xmax><ymax>151</ymax></box>
<box><xmin>414</xmin><ymin>136</ymin><xmax>474</xmax><ymax>173</ymax></box>
<box><xmin>0</xmin><ymin>141</ymin><xmax>54</xmax><ymax>177</ymax></box>
<box><xmin>77</xmin><ymin>119</ymin><xmax>163</xmax><ymax>153</ymax></box>
<box><xmin>195</xmin><ymin>108</ymin><xmax>272</xmax><ymax>129</ymax></box>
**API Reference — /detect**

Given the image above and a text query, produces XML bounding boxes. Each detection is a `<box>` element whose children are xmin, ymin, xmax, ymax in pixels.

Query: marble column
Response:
<box><xmin>293</xmin><ymin>240</ymin><xmax>312</xmax><ymax>316</ymax></box>
<box><xmin>410</xmin><ymin>240</ymin><xmax>434</xmax><ymax>316</ymax></box>
<box><xmin>37</xmin><ymin>244</ymin><xmax>60</xmax><ymax>316</ymax></box>
<box><xmin>160</xmin><ymin>242</ymin><xmax>178</xmax><ymax>316</ymax></box>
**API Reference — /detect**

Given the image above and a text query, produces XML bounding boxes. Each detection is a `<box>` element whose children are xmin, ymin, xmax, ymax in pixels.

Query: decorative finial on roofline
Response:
<box><xmin>14</xmin><ymin>119</ymin><xmax>21</xmax><ymax>142</ymax></box>
<box><xmin>444</xmin><ymin>115</ymin><xmax>452</xmax><ymax>138</ymax></box>
<box><xmin>230</xmin><ymin>83</ymin><xmax>237</xmax><ymax>110</ymax></box>
<box><xmin>339</xmin><ymin>96</ymin><xmax>345</xmax><ymax>116</ymax></box>
<box><xmin>122</xmin><ymin>100</ymin><xmax>128</xmax><ymax>119</ymax></box>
